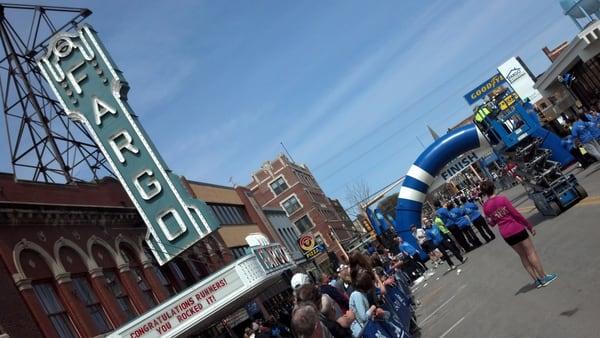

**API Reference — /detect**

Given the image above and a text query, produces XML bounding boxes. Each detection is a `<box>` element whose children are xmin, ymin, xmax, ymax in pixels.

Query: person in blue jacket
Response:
<box><xmin>562</xmin><ymin>135</ymin><xmax>595</xmax><ymax>168</ymax></box>
<box><xmin>433</xmin><ymin>200</ymin><xmax>450</xmax><ymax>225</ymax></box>
<box><xmin>394</xmin><ymin>236</ymin><xmax>426</xmax><ymax>280</ymax></box>
<box><xmin>587</xmin><ymin>109</ymin><xmax>600</xmax><ymax>141</ymax></box>
<box><xmin>462</xmin><ymin>196</ymin><xmax>495</xmax><ymax>243</ymax></box>
<box><xmin>423</xmin><ymin>218</ymin><xmax>461</xmax><ymax>270</ymax></box>
<box><xmin>449</xmin><ymin>200</ymin><xmax>482</xmax><ymax>250</ymax></box>
<box><xmin>571</xmin><ymin>118</ymin><xmax>600</xmax><ymax>160</ymax></box>
<box><xmin>438</xmin><ymin>200</ymin><xmax>470</xmax><ymax>252</ymax></box>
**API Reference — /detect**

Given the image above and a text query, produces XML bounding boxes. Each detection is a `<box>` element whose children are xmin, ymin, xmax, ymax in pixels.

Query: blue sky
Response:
<box><xmin>0</xmin><ymin>0</ymin><xmax>580</xmax><ymax>208</ymax></box>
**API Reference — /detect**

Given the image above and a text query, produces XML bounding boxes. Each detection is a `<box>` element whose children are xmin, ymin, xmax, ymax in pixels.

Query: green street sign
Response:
<box><xmin>38</xmin><ymin>25</ymin><xmax>220</xmax><ymax>265</ymax></box>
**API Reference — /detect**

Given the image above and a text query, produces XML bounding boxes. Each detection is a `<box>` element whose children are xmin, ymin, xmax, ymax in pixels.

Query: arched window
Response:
<box><xmin>142</xmin><ymin>243</ymin><xmax>178</xmax><ymax>296</ymax></box>
<box><xmin>90</xmin><ymin>243</ymin><xmax>136</xmax><ymax>320</ymax></box>
<box><xmin>58</xmin><ymin>245</ymin><xmax>112</xmax><ymax>333</ymax></box>
<box><xmin>120</xmin><ymin>244</ymin><xmax>157</xmax><ymax>307</ymax></box>
<box><xmin>20</xmin><ymin>249</ymin><xmax>78</xmax><ymax>338</ymax></box>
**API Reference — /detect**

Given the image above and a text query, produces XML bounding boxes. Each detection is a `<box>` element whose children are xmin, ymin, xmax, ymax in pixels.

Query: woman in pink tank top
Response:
<box><xmin>480</xmin><ymin>180</ymin><xmax>557</xmax><ymax>288</ymax></box>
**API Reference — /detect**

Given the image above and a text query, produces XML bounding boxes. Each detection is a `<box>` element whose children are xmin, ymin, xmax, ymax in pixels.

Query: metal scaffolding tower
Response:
<box><xmin>0</xmin><ymin>3</ymin><xmax>113</xmax><ymax>183</ymax></box>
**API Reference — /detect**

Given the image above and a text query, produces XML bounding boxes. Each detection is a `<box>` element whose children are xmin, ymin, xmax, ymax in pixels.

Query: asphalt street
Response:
<box><xmin>412</xmin><ymin>163</ymin><xmax>600</xmax><ymax>338</ymax></box>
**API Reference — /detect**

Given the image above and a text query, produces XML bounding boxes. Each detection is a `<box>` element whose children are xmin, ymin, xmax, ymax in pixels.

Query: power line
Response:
<box><xmin>310</xmin><ymin>12</ymin><xmax>565</xmax><ymax>175</ymax></box>
<box><xmin>317</xmin><ymin>15</ymin><xmax>566</xmax><ymax>191</ymax></box>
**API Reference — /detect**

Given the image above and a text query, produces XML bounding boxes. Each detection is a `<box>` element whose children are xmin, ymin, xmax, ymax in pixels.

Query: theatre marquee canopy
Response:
<box><xmin>109</xmin><ymin>244</ymin><xmax>293</xmax><ymax>338</ymax></box>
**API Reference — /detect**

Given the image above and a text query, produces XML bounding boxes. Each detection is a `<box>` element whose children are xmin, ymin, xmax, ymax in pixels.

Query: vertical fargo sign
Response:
<box><xmin>38</xmin><ymin>25</ymin><xmax>219</xmax><ymax>265</ymax></box>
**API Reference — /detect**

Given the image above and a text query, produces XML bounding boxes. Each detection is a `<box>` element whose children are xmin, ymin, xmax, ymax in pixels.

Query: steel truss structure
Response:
<box><xmin>0</xmin><ymin>3</ymin><xmax>113</xmax><ymax>183</ymax></box>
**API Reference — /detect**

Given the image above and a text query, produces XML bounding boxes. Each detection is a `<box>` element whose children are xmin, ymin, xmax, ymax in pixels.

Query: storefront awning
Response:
<box><xmin>108</xmin><ymin>244</ymin><xmax>294</xmax><ymax>338</ymax></box>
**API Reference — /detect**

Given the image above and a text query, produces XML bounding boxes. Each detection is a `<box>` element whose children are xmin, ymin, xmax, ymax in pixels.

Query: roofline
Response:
<box><xmin>185</xmin><ymin>179</ymin><xmax>234</xmax><ymax>191</ymax></box>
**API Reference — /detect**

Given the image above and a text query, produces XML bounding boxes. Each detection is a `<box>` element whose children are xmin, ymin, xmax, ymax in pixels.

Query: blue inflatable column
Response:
<box><xmin>395</xmin><ymin>124</ymin><xmax>487</xmax><ymax>254</ymax></box>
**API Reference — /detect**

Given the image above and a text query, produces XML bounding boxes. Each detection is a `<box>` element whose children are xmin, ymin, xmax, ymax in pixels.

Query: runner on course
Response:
<box><xmin>480</xmin><ymin>180</ymin><xmax>557</xmax><ymax>288</ymax></box>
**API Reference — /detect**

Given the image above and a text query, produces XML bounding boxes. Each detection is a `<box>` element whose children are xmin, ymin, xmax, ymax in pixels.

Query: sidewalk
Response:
<box><xmin>412</xmin><ymin>164</ymin><xmax>600</xmax><ymax>338</ymax></box>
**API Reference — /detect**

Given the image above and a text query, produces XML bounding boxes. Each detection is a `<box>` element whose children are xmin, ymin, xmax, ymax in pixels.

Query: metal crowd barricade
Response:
<box><xmin>362</xmin><ymin>275</ymin><xmax>415</xmax><ymax>338</ymax></box>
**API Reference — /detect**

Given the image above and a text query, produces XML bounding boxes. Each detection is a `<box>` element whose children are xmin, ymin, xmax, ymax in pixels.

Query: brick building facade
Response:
<box><xmin>248</xmin><ymin>154</ymin><xmax>350</xmax><ymax>269</ymax></box>
<box><xmin>0</xmin><ymin>173</ymin><xmax>237</xmax><ymax>337</ymax></box>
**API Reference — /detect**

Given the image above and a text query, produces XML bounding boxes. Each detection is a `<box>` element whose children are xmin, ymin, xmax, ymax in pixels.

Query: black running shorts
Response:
<box><xmin>503</xmin><ymin>229</ymin><xmax>529</xmax><ymax>246</ymax></box>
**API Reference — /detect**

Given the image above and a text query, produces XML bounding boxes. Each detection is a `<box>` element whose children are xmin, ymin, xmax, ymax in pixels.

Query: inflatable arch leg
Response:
<box><xmin>394</xmin><ymin>124</ymin><xmax>488</xmax><ymax>253</ymax></box>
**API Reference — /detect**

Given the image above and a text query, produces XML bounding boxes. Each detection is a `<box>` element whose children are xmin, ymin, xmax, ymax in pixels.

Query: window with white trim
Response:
<box><xmin>270</xmin><ymin>177</ymin><xmax>289</xmax><ymax>195</ymax></box>
<box><xmin>282</xmin><ymin>196</ymin><xmax>302</xmax><ymax>215</ymax></box>
<box><xmin>294</xmin><ymin>215</ymin><xmax>313</xmax><ymax>233</ymax></box>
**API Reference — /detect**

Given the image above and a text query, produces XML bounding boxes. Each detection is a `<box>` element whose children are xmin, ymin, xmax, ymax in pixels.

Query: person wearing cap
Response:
<box><xmin>332</xmin><ymin>265</ymin><xmax>347</xmax><ymax>294</ymax></box>
<box><xmin>291</xmin><ymin>273</ymin><xmax>348</xmax><ymax>317</ymax></box>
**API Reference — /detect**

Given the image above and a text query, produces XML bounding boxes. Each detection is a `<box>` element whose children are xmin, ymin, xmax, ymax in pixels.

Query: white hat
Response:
<box><xmin>290</xmin><ymin>273</ymin><xmax>311</xmax><ymax>289</ymax></box>
<box><xmin>336</xmin><ymin>264</ymin><xmax>348</xmax><ymax>272</ymax></box>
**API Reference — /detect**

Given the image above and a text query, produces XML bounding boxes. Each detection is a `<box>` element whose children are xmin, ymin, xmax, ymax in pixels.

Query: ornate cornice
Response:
<box><xmin>0</xmin><ymin>204</ymin><xmax>142</xmax><ymax>228</ymax></box>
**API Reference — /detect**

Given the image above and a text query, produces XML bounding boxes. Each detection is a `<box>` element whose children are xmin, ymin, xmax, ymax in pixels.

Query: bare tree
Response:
<box><xmin>344</xmin><ymin>179</ymin><xmax>371</xmax><ymax>218</ymax></box>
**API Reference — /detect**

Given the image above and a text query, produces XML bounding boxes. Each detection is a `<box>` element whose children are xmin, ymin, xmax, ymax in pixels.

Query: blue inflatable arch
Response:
<box><xmin>394</xmin><ymin>123</ymin><xmax>488</xmax><ymax>251</ymax></box>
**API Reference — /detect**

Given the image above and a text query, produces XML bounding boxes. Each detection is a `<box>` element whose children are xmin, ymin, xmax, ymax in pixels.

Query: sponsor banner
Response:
<box><xmin>464</xmin><ymin>73</ymin><xmax>507</xmax><ymax>105</ymax></box>
<box><xmin>429</xmin><ymin>146</ymin><xmax>492</xmax><ymax>191</ymax></box>
<box><xmin>498</xmin><ymin>56</ymin><xmax>542</xmax><ymax>104</ymax></box>
<box><xmin>38</xmin><ymin>25</ymin><xmax>219</xmax><ymax>265</ymax></box>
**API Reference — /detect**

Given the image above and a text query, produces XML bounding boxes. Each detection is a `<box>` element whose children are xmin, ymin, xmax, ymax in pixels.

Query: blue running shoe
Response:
<box><xmin>540</xmin><ymin>273</ymin><xmax>558</xmax><ymax>287</ymax></box>
<box><xmin>535</xmin><ymin>279</ymin><xmax>543</xmax><ymax>289</ymax></box>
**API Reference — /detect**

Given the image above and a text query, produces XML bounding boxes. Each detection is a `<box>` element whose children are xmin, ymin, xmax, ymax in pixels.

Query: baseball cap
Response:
<box><xmin>336</xmin><ymin>264</ymin><xmax>348</xmax><ymax>272</ymax></box>
<box><xmin>290</xmin><ymin>273</ymin><xmax>311</xmax><ymax>289</ymax></box>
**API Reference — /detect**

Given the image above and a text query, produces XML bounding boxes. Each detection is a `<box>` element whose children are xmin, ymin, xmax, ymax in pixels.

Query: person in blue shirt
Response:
<box><xmin>449</xmin><ymin>200</ymin><xmax>482</xmax><ymax>249</ymax></box>
<box><xmin>587</xmin><ymin>110</ymin><xmax>600</xmax><ymax>141</ymax></box>
<box><xmin>562</xmin><ymin>135</ymin><xmax>595</xmax><ymax>168</ymax></box>
<box><xmin>462</xmin><ymin>196</ymin><xmax>495</xmax><ymax>243</ymax></box>
<box><xmin>423</xmin><ymin>217</ymin><xmax>463</xmax><ymax>270</ymax></box>
<box><xmin>571</xmin><ymin>119</ymin><xmax>600</xmax><ymax>160</ymax></box>
<box><xmin>445</xmin><ymin>200</ymin><xmax>474</xmax><ymax>252</ymax></box>
<box><xmin>394</xmin><ymin>236</ymin><xmax>426</xmax><ymax>280</ymax></box>
<box><xmin>433</xmin><ymin>200</ymin><xmax>450</xmax><ymax>225</ymax></box>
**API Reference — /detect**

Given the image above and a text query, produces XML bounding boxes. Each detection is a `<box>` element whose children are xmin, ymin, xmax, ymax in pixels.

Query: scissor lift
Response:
<box><xmin>474</xmin><ymin>96</ymin><xmax>586</xmax><ymax>216</ymax></box>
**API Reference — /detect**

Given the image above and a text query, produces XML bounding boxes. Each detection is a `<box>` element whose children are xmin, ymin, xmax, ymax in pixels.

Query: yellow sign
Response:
<box><xmin>498</xmin><ymin>93</ymin><xmax>519</xmax><ymax>111</ymax></box>
<box><xmin>303</xmin><ymin>245</ymin><xmax>325</xmax><ymax>259</ymax></box>
<box><xmin>298</xmin><ymin>235</ymin><xmax>316</xmax><ymax>252</ymax></box>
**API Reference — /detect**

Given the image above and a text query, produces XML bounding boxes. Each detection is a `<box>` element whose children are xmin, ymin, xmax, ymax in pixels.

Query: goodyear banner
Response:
<box><xmin>464</xmin><ymin>73</ymin><xmax>508</xmax><ymax>105</ymax></box>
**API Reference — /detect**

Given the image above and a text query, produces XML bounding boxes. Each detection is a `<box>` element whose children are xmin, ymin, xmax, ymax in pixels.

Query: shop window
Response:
<box><xmin>104</xmin><ymin>270</ymin><xmax>136</xmax><ymax>320</ymax></box>
<box><xmin>294</xmin><ymin>215</ymin><xmax>313</xmax><ymax>233</ymax></box>
<box><xmin>282</xmin><ymin>196</ymin><xmax>301</xmax><ymax>215</ymax></box>
<box><xmin>231</xmin><ymin>246</ymin><xmax>250</xmax><ymax>259</ymax></box>
<box><xmin>71</xmin><ymin>276</ymin><xmax>113</xmax><ymax>333</ymax></box>
<box><xmin>270</xmin><ymin>177</ymin><xmax>288</xmax><ymax>195</ymax></box>
<box><xmin>209</xmin><ymin>204</ymin><xmax>251</xmax><ymax>225</ymax></box>
<box><xmin>32</xmin><ymin>281</ymin><xmax>78</xmax><ymax>338</ymax></box>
